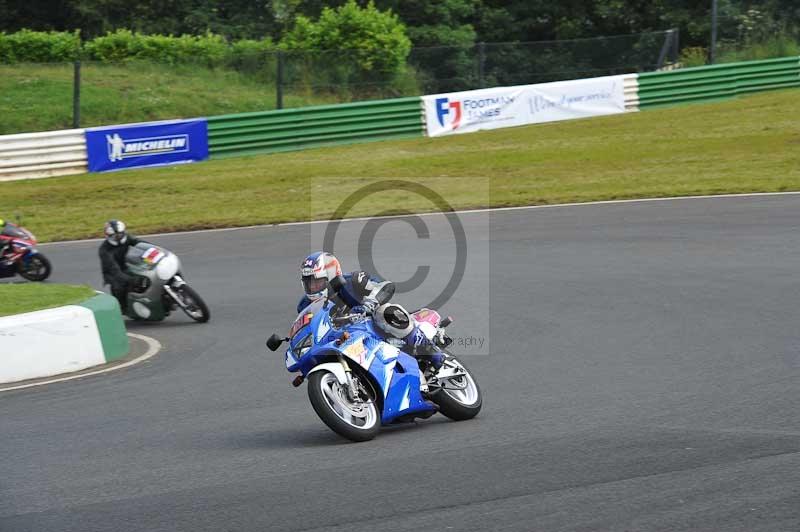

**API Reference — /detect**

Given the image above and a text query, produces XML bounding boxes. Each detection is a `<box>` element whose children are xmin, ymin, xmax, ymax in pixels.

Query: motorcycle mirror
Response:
<box><xmin>266</xmin><ymin>333</ymin><xmax>287</xmax><ymax>351</ymax></box>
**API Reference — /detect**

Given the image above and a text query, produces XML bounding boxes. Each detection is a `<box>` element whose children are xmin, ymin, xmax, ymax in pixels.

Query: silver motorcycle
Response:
<box><xmin>122</xmin><ymin>242</ymin><xmax>210</xmax><ymax>323</ymax></box>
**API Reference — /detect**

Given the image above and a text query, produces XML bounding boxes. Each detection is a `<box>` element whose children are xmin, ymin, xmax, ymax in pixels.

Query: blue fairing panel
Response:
<box><xmin>286</xmin><ymin>299</ymin><xmax>437</xmax><ymax>424</ymax></box>
<box><xmin>379</xmin><ymin>351</ymin><xmax>436</xmax><ymax>424</ymax></box>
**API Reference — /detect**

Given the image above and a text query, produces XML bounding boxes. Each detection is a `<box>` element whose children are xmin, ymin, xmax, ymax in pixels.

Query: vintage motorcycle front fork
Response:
<box><xmin>162</xmin><ymin>276</ymin><xmax>188</xmax><ymax>309</ymax></box>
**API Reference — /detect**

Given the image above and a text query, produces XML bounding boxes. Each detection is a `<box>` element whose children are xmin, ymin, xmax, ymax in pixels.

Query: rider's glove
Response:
<box><xmin>435</xmin><ymin>328</ymin><xmax>453</xmax><ymax>348</ymax></box>
<box><xmin>360</xmin><ymin>296</ymin><xmax>379</xmax><ymax>315</ymax></box>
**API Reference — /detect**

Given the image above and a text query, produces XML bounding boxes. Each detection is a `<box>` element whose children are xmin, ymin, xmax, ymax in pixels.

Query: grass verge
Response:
<box><xmin>0</xmin><ymin>284</ymin><xmax>96</xmax><ymax>317</ymax></box>
<box><xmin>0</xmin><ymin>62</ymin><xmax>344</xmax><ymax>134</ymax></box>
<box><xmin>0</xmin><ymin>89</ymin><xmax>798</xmax><ymax>242</ymax></box>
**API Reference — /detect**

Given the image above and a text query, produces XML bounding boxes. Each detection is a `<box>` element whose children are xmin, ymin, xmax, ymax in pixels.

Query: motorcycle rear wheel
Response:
<box><xmin>18</xmin><ymin>254</ymin><xmax>52</xmax><ymax>281</ymax></box>
<box><xmin>307</xmin><ymin>370</ymin><xmax>380</xmax><ymax>442</ymax></box>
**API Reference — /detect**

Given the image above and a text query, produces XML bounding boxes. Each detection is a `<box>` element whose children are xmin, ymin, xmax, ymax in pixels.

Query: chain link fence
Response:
<box><xmin>274</xmin><ymin>30</ymin><xmax>678</xmax><ymax>98</ymax></box>
<box><xmin>410</xmin><ymin>30</ymin><xmax>679</xmax><ymax>93</ymax></box>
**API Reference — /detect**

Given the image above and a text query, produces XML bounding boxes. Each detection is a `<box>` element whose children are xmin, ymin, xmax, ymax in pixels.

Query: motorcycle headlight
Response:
<box><xmin>293</xmin><ymin>333</ymin><xmax>313</xmax><ymax>357</ymax></box>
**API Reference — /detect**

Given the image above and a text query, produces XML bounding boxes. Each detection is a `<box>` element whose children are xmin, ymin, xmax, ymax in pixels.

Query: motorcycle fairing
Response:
<box><xmin>0</xmin><ymin>262</ymin><xmax>16</xmax><ymax>277</ymax></box>
<box><xmin>371</xmin><ymin>347</ymin><xmax>435</xmax><ymax>424</ymax></box>
<box><xmin>142</xmin><ymin>247</ymin><xmax>166</xmax><ymax>265</ymax></box>
<box><xmin>122</xmin><ymin>243</ymin><xmax>184</xmax><ymax>321</ymax></box>
<box><xmin>0</xmin><ymin>237</ymin><xmax>41</xmax><ymax>277</ymax></box>
<box><xmin>285</xmin><ymin>301</ymin><xmax>436</xmax><ymax>424</ymax></box>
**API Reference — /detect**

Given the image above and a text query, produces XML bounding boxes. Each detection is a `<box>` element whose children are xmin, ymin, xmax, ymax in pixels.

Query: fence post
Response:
<box><xmin>710</xmin><ymin>0</ymin><xmax>718</xmax><ymax>64</ymax></box>
<box><xmin>656</xmin><ymin>29</ymin><xmax>677</xmax><ymax>70</ymax></box>
<box><xmin>72</xmin><ymin>60</ymin><xmax>81</xmax><ymax>129</ymax></box>
<box><xmin>478</xmin><ymin>41</ymin><xmax>486</xmax><ymax>88</ymax></box>
<box><xmin>276</xmin><ymin>51</ymin><xmax>284</xmax><ymax>110</ymax></box>
<box><xmin>672</xmin><ymin>28</ymin><xmax>680</xmax><ymax>64</ymax></box>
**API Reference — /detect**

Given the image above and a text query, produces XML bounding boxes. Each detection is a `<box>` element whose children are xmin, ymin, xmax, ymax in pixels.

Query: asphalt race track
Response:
<box><xmin>2</xmin><ymin>195</ymin><xmax>800</xmax><ymax>532</ymax></box>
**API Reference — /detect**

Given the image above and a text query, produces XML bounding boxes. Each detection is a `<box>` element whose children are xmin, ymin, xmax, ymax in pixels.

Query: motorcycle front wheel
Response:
<box><xmin>307</xmin><ymin>370</ymin><xmax>380</xmax><ymax>442</ymax></box>
<box><xmin>429</xmin><ymin>355</ymin><xmax>482</xmax><ymax>421</ymax></box>
<box><xmin>18</xmin><ymin>253</ymin><xmax>52</xmax><ymax>281</ymax></box>
<box><xmin>173</xmin><ymin>284</ymin><xmax>210</xmax><ymax>323</ymax></box>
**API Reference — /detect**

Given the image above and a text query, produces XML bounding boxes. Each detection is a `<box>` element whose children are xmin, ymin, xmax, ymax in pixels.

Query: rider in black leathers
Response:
<box><xmin>98</xmin><ymin>220</ymin><xmax>143</xmax><ymax>308</ymax></box>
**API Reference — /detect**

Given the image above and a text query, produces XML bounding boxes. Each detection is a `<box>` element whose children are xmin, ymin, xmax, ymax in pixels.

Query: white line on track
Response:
<box><xmin>39</xmin><ymin>191</ymin><xmax>800</xmax><ymax>246</ymax></box>
<box><xmin>0</xmin><ymin>333</ymin><xmax>161</xmax><ymax>392</ymax></box>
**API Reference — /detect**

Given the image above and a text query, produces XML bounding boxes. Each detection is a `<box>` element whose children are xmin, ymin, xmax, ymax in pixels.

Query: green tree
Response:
<box><xmin>281</xmin><ymin>0</ymin><xmax>410</xmax><ymax>76</ymax></box>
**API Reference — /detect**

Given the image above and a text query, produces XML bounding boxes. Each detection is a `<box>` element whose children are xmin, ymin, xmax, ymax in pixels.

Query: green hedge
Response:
<box><xmin>85</xmin><ymin>30</ymin><xmax>231</xmax><ymax>66</ymax></box>
<box><xmin>0</xmin><ymin>29</ymin><xmax>275</xmax><ymax>69</ymax></box>
<box><xmin>0</xmin><ymin>30</ymin><xmax>81</xmax><ymax>62</ymax></box>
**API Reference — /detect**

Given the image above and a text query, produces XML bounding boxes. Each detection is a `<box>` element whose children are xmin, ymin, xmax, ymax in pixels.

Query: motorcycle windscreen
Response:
<box><xmin>126</xmin><ymin>243</ymin><xmax>165</xmax><ymax>270</ymax></box>
<box><xmin>289</xmin><ymin>298</ymin><xmax>325</xmax><ymax>338</ymax></box>
<box><xmin>1</xmin><ymin>225</ymin><xmax>30</xmax><ymax>239</ymax></box>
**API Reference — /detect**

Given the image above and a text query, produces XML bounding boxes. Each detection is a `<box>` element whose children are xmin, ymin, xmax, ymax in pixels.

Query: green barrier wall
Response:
<box><xmin>79</xmin><ymin>293</ymin><xmax>129</xmax><ymax>363</ymax></box>
<box><xmin>207</xmin><ymin>97</ymin><xmax>424</xmax><ymax>158</ymax></box>
<box><xmin>204</xmin><ymin>57</ymin><xmax>797</xmax><ymax>157</ymax></box>
<box><xmin>638</xmin><ymin>56</ymin><xmax>800</xmax><ymax>109</ymax></box>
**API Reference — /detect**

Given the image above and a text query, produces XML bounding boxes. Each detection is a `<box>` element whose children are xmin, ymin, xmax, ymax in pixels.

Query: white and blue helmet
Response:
<box><xmin>300</xmin><ymin>251</ymin><xmax>342</xmax><ymax>301</ymax></box>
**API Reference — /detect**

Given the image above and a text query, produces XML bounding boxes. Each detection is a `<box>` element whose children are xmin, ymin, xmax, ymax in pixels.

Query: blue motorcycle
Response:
<box><xmin>267</xmin><ymin>299</ymin><xmax>482</xmax><ymax>442</ymax></box>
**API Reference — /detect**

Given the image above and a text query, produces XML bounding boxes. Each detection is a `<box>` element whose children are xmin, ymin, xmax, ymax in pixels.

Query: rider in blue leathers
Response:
<box><xmin>297</xmin><ymin>251</ymin><xmax>448</xmax><ymax>361</ymax></box>
<box><xmin>297</xmin><ymin>256</ymin><xmax>392</xmax><ymax>316</ymax></box>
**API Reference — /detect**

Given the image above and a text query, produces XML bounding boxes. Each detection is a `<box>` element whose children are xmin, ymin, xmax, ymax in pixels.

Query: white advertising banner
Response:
<box><xmin>423</xmin><ymin>75</ymin><xmax>628</xmax><ymax>137</ymax></box>
<box><xmin>423</xmin><ymin>85</ymin><xmax>530</xmax><ymax>138</ymax></box>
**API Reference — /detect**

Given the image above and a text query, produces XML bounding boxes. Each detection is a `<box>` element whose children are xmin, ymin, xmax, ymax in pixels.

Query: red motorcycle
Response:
<box><xmin>0</xmin><ymin>222</ymin><xmax>52</xmax><ymax>281</ymax></box>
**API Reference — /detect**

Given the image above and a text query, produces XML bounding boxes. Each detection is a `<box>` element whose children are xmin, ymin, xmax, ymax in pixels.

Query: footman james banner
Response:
<box><xmin>85</xmin><ymin>119</ymin><xmax>209</xmax><ymax>172</ymax></box>
<box><xmin>423</xmin><ymin>75</ymin><xmax>627</xmax><ymax>137</ymax></box>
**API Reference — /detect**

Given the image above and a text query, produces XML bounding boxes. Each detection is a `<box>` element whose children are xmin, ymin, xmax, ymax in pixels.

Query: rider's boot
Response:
<box><xmin>404</xmin><ymin>322</ymin><xmax>447</xmax><ymax>370</ymax></box>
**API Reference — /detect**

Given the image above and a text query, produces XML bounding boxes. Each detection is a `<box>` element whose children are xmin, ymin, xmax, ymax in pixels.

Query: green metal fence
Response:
<box><xmin>207</xmin><ymin>97</ymin><xmax>424</xmax><ymax>158</ymax></box>
<box><xmin>638</xmin><ymin>56</ymin><xmax>800</xmax><ymax>109</ymax></box>
<box><xmin>206</xmin><ymin>56</ymin><xmax>799</xmax><ymax>158</ymax></box>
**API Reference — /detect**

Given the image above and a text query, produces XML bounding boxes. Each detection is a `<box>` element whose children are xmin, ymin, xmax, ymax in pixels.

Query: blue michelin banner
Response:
<box><xmin>85</xmin><ymin>119</ymin><xmax>209</xmax><ymax>173</ymax></box>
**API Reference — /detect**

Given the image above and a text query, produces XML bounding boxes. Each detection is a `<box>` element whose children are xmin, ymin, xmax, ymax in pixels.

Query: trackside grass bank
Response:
<box><xmin>0</xmin><ymin>62</ymin><xmax>340</xmax><ymax>135</ymax></box>
<box><xmin>0</xmin><ymin>284</ymin><xmax>96</xmax><ymax>317</ymax></box>
<box><xmin>1</xmin><ymin>89</ymin><xmax>798</xmax><ymax>242</ymax></box>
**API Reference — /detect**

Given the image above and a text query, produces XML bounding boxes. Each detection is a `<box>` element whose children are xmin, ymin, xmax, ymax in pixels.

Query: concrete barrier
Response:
<box><xmin>0</xmin><ymin>293</ymin><xmax>128</xmax><ymax>384</ymax></box>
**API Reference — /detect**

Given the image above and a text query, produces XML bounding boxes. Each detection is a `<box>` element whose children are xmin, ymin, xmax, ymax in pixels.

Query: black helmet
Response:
<box><xmin>104</xmin><ymin>220</ymin><xmax>128</xmax><ymax>246</ymax></box>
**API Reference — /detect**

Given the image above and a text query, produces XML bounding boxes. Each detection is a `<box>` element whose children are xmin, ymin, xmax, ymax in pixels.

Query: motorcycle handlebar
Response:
<box><xmin>331</xmin><ymin>313</ymin><xmax>366</xmax><ymax>327</ymax></box>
